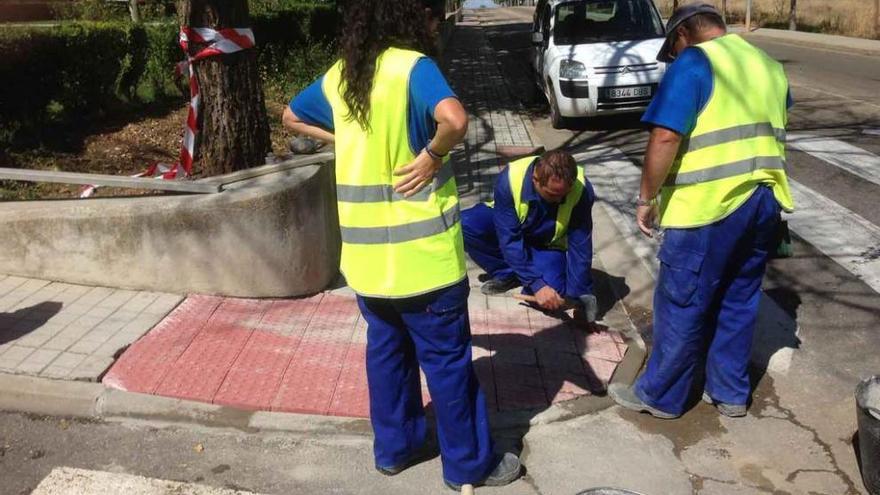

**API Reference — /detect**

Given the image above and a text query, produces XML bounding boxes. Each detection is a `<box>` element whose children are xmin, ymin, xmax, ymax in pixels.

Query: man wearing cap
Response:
<box><xmin>608</xmin><ymin>3</ymin><xmax>794</xmax><ymax>419</ymax></box>
<box><xmin>460</xmin><ymin>150</ymin><xmax>598</xmax><ymax>321</ymax></box>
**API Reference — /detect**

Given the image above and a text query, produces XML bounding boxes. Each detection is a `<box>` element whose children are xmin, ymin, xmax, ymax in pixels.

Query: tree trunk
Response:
<box><xmin>721</xmin><ymin>0</ymin><xmax>727</xmax><ymax>23</ymax></box>
<box><xmin>789</xmin><ymin>0</ymin><xmax>797</xmax><ymax>31</ymax></box>
<box><xmin>177</xmin><ymin>0</ymin><xmax>271</xmax><ymax>177</ymax></box>
<box><xmin>745</xmin><ymin>0</ymin><xmax>752</xmax><ymax>32</ymax></box>
<box><xmin>129</xmin><ymin>0</ymin><xmax>140</xmax><ymax>23</ymax></box>
<box><xmin>875</xmin><ymin>0</ymin><xmax>879</xmax><ymax>39</ymax></box>
<box><xmin>673</xmin><ymin>0</ymin><xmax>679</xmax><ymax>10</ymax></box>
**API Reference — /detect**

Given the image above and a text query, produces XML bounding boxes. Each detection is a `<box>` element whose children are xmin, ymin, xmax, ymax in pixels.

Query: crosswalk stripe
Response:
<box><xmin>31</xmin><ymin>467</ymin><xmax>260</xmax><ymax>495</ymax></box>
<box><xmin>576</xmin><ymin>147</ymin><xmax>800</xmax><ymax>373</ymax></box>
<box><xmin>788</xmin><ymin>133</ymin><xmax>880</xmax><ymax>187</ymax></box>
<box><xmin>787</xmin><ymin>180</ymin><xmax>880</xmax><ymax>293</ymax></box>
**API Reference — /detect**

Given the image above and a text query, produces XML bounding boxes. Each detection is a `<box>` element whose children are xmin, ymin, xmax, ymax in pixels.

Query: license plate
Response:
<box><xmin>605</xmin><ymin>86</ymin><xmax>652</xmax><ymax>99</ymax></box>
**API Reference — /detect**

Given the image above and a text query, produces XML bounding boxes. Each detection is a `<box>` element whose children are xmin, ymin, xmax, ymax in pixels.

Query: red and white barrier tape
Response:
<box><xmin>80</xmin><ymin>27</ymin><xmax>255</xmax><ymax>198</ymax></box>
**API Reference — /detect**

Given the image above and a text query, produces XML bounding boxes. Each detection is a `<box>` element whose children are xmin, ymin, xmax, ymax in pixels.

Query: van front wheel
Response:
<box><xmin>548</xmin><ymin>90</ymin><xmax>569</xmax><ymax>129</ymax></box>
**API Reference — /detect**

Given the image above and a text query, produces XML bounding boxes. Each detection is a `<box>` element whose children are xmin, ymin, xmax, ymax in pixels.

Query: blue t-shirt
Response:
<box><xmin>289</xmin><ymin>57</ymin><xmax>457</xmax><ymax>154</ymax></box>
<box><xmin>642</xmin><ymin>45</ymin><xmax>793</xmax><ymax>134</ymax></box>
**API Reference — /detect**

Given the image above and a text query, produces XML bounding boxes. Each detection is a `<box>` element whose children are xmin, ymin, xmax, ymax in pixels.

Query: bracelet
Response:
<box><xmin>425</xmin><ymin>143</ymin><xmax>447</xmax><ymax>160</ymax></box>
<box><xmin>635</xmin><ymin>195</ymin><xmax>657</xmax><ymax>207</ymax></box>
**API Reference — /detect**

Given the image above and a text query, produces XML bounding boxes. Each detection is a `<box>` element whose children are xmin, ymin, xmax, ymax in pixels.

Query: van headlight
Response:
<box><xmin>559</xmin><ymin>60</ymin><xmax>587</xmax><ymax>79</ymax></box>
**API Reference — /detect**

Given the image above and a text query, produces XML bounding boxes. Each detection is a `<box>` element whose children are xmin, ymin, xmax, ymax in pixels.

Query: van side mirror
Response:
<box><xmin>531</xmin><ymin>32</ymin><xmax>544</xmax><ymax>45</ymax></box>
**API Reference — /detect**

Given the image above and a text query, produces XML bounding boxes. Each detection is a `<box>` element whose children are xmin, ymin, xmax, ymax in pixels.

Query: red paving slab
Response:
<box><xmin>103</xmin><ymin>291</ymin><xmax>629</xmax><ymax>418</ymax></box>
<box><xmin>102</xmin><ymin>295</ymin><xmax>223</xmax><ymax>393</ymax></box>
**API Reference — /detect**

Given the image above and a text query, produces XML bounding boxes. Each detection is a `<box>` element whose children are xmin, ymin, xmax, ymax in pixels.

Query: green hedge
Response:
<box><xmin>0</xmin><ymin>3</ymin><xmax>338</xmax><ymax>148</ymax></box>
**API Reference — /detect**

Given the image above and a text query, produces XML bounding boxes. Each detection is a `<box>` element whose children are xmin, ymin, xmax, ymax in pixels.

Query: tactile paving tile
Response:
<box><xmin>492</xmin><ymin>362</ymin><xmax>544</xmax><ymax>390</ymax></box>
<box><xmin>308</xmin><ymin>294</ymin><xmax>360</xmax><ymax>327</ymax></box>
<box><xmin>102</xmin><ymin>295</ymin><xmax>223</xmax><ymax>393</ymax></box>
<box><xmin>577</xmin><ymin>330</ymin><xmax>624</xmax><ymax>361</ymax></box>
<box><xmin>103</xmin><ymin>288</ymin><xmax>628</xmax><ymax>418</ymax></box>
<box><xmin>496</xmin><ymin>384</ymin><xmax>549</xmax><ymax>411</ymax></box>
<box><xmin>532</xmin><ymin>321</ymin><xmax>581</xmax><ymax>353</ymax></box>
<box><xmin>536</xmin><ymin>348</ymin><xmax>588</xmax><ymax>375</ymax></box>
<box><xmin>327</xmin><ymin>345</ymin><xmax>370</xmax><ymax>418</ymax></box>
<box><xmin>258</xmin><ymin>295</ymin><xmax>324</xmax><ymax>337</ymax></box>
<box><xmin>583</xmin><ymin>356</ymin><xmax>619</xmax><ymax>390</ymax></box>
<box><xmin>213</xmin><ymin>331</ymin><xmax>299</xmax><ymax>410</ymax></box>
<box><xmin>271</xmin><ymin>339</ymin><xmax>351</xmax><ymax>414</ymax></box>
<box><xmin>156</xmin><ymin>338</ymin><xmax>249</xmax><ymax>402</ymax></box>
<box><xmin>485</xmin><ymin>297</ymin><xmax>532</xmax><ymax>336</ymax></box>
<box><xmin>153</xmin><ymin>299</ymin><xmax>272</xmax><ymax>402</ymax></box>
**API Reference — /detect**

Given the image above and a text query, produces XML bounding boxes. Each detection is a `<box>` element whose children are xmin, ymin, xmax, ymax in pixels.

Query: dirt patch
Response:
<box><xmin>0</xmin><ymin>100</ymin><xmax>294</xmax><ymax>201</ymax></box>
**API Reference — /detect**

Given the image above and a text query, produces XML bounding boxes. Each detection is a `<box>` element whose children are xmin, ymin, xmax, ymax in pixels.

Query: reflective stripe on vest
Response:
<box><xmin>499</xmin><ymin>156</ymin><xmax>585</xmax><ymax>250</ymax></box>
<box><xmin>323</xmin><ymin>48</ymin><xmax>466</xmax><ymax>298</ymax></box>
<box><xmin>659</xmin><ymin>34</ymin><xmax>795</xmax><ymax>228</ymax></box>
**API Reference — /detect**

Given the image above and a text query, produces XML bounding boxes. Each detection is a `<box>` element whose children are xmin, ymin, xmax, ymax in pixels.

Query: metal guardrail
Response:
<box><xmin>0</xmin><ymin>168</ymin><xmax>221</xmax><ymax>194</ymax></box>
<box><xmin>0</xmin><ymin>153</ymin><xmax>335</xmax><ymax>195</ymax></box>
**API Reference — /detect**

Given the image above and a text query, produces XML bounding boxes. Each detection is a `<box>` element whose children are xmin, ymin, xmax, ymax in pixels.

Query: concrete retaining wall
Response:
<box><xmin>0</xmin><ymin>156</ymin><xmax>341</xmax><ymax>298</ymax></box>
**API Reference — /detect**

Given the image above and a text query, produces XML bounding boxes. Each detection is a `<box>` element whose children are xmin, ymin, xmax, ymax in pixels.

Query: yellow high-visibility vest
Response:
<box><xmin>490</xmin><ymin>156</ymin><xmax>585</xmax><ymax>250</ymax></box>
<box><xmin>659</xmin><ymin>34</ymin><xmax>794</xmax><ymax>228</ymax></box>
<box><xmin>323</xmin><ymin>47</ymin><xmax>465</xmax><ymax>298</ymax></box>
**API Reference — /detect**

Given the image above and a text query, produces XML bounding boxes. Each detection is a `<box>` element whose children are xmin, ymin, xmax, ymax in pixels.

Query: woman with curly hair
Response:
<box><xmin>282</xmin><ymin>0</ymin><xmax>521</xmax><ymax>490</ymax></box>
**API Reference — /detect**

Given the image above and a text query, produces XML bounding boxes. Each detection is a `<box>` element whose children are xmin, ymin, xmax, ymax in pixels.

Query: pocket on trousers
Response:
<box><xmin>426</xmin><ymin>281</ymin><xmax>470</xmax><ymax>342</ymax></box>
<box><xmin>657</xmin><ymin>244</ymin><xmax>704</xmax><ymax>308</ymax></box>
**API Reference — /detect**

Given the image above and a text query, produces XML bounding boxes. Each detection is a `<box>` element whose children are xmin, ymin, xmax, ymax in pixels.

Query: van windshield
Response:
<box><xmin>553</xmin><ymin>0</ymin><xmax>664</xmax><ymax>45</ymax></box>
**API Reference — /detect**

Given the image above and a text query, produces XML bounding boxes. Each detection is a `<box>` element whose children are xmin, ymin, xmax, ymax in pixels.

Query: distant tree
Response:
<box><xmin>177</xmin><ymin>0</ymin><xmax>271</xmax><ymax>176</ymax></box>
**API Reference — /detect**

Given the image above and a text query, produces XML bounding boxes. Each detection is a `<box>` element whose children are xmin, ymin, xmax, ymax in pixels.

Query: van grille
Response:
<box><xmin>593</xmin><ymin>63</ymin><xmax>660</xmax><ymax>75</ymax></box>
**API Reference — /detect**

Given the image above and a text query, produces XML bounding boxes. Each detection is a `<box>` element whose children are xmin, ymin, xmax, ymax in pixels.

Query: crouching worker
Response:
<box><xmin>282</xmin><ymin>0</ymin><xmax>521</xmax><ymax>490</ymax></box>
<box><xmin>461</xmin><ymin>150</ymin><xmax>598</xmax><ymax>321</ymax></box>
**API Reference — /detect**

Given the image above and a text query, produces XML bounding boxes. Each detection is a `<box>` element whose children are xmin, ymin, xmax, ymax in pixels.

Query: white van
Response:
<box><xmin>532</xmin><ymin>0</ymin><xmax>667</xmax><ymax>127</ymax></box>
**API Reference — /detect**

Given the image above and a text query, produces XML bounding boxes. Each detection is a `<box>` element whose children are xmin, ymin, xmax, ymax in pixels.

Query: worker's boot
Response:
<box><xmin>702</xmin><ymin>392</ymin><xmax>747</xmax><ymax>418</ymax></box>
<box><xmin>480</xmin><ymin>277</ymin><xmax>520</xmax><ymax>295</ymax></box>
<box><xmin>443</xmin><ymin>452</ymin><xmax>522</xmax><ymax>491</ymax></box>
<box><xmin>375</xmin><ymin>443</ymin><xmax>436</xmax><ymax>476</ymax></box>
<box><xmin>608</xmin><ymin>383</ymin><xmax>679</xmax><ymax>419</ymax></box>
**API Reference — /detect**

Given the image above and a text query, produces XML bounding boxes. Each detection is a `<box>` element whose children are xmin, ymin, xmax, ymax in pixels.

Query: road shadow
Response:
<box><xmin>0</xmin><ymin>301</ymin><xmax>63</xmax><ymax>345</ymax></box>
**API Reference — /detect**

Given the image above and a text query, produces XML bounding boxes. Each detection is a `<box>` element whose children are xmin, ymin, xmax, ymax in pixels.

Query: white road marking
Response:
<box><xmin>576</xmin><ymin>146</ymin><xmax>801</xmax><ymax>373</ymax></box>
<box><xmin>787</xmin><ymin>180</ymin><xmax>880</xmax><ymax>293</ymax></box>
<box><xmin>788</xmin><ymin>133</ymin><xmax>880</xmax><ymax>187</ymax></box>
<box><xmin>31</xmin><ymin>467</ymin><xmax>260</xmax><ymax>495</ymax></box>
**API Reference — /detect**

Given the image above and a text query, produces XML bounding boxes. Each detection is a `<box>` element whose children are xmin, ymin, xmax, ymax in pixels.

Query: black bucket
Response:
<box><xmin>856</xmin><ymin>375</ymin><xmax>880</xmax><ymax>495</ymax></box>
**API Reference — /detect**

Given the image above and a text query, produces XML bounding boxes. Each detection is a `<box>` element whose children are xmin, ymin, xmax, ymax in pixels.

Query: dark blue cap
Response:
<box><xmin>657</xmin><ymin>3</ymin><xmax>723</xmax><ymax>62</ymax></box>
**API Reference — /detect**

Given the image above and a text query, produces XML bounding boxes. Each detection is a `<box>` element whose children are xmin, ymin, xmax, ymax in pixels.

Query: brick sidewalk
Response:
<box><xmin>0</xmin><ymin>276</ymin><xmax>181</xmax><ymax>380</ymax></box>
<box><xmin>446</xmin><ymin>11</ymin><xmax>536</xmax><ymax>210</ymax></box>
<box><xmin>103</xmin><ymin>292</ymin><xmax>626</xmax><ymax>417</ymax></box>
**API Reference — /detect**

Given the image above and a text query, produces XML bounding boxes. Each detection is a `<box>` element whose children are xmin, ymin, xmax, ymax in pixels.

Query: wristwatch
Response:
<box><xmin>635</xmin><ymin>195</ymin><xmax>657</xmax><ymax>207</ymax></box>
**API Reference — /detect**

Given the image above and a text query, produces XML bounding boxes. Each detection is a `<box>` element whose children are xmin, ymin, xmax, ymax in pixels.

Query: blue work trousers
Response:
<box><xmin>635</xmin><ymin>186</ymin><xmax>781</xmax><ymax>415</ymax></box>
<box><xmin>461</xmin><ymin>203</ymin><xmax>567</xmax><ymax>294</ymax></box>
<box><xmin>357</xmin><ymin>279</ymin><xmax>496</xmax><ymax>484</ymax></box>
